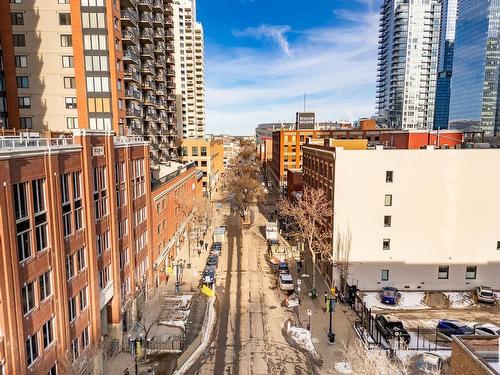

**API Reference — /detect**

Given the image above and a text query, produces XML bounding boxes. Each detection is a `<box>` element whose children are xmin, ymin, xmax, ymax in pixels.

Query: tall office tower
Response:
<box><xmin>449</xmin><ymin>0</ymin><xmax>500</xmax><ymax>135</ymax></box>
<box><xmin>0</xmin><ymin>0</ymin><xmax>177</xmax><ymax>164</ymax></box>
<box><xmin>376</xmin><ymin>0</ymin><xmax>442</xmax><ymax>129</ymax></box>
<box><xmin>173</xmin><ymin>0</ymin><xmax>206</xmax><ymax>139</ymax></box>
<box><xmin>433</xmin><ymin>0</ymin><xmax>458</xmax><ymax>130</ymax></box>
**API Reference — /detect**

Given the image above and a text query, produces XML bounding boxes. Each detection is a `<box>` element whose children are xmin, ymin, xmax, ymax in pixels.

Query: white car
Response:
<box><xmin>476</xmin><ymin>286</ymin><xmax>495</xmax><ymax>303</ymax></box>
<box><xmin>474</xmin><ymin>323</ymin><xmax>500</xmax><ymax>336</ymax></box>
<box><xmin>279</xmin><ymin>274</ymin><xmax>294</xmax><ymax>291</ymax></box>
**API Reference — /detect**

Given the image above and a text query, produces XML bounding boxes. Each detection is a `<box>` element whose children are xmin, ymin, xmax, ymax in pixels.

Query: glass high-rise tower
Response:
<box><xmin>376</xmin><ymin>0</ymin><xmax>442</xmax><ymax>129</ymax></box>
<box><xmin>449</xmin><ymin>0</ymin><xmax>500</xmax><ymax>135</ymax></box>
<box><xmin>433</xmin><ymin>0</ymin><xmax>458</xmax><ymax>130</ymax></box>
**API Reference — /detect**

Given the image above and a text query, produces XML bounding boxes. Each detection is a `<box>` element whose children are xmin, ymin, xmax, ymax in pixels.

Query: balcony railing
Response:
<box><xmin>0</xmin><ymin>136</ymin><xmax>74</xmax><ymax>150</ymax></box>
<box><xmin>121</xmin><ymin>9</ymin><xmax>138</xmax><ymax>24</ymax></box>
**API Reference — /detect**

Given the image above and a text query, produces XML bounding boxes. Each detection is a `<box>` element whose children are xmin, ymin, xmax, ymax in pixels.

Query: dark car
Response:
<box><xmin>206</xmin><ymin>255</ymin><xmax>219</xmax><ymax>267</ymax></box>
<box><xmin>210</xmin><ymin>242</ymin><xmax>222</xmax><ymax>256</ymax></box>
<box><xmin>202</xmin><ymin>267</ymin><xmax>216</xmax><ymax>285</ymax></box>
<box><xmin>375</xmin><ymin>315</ymin><xmax>411</xmax><ymax>345</ymax></box>
<box><xmin>381</xmin><ymin>287</ymin><xmax>399</xmax><ymax>305</ymax></box>
<box><xmin>437</xmin><ymin>319</ymin><xmax>474</xmax><ymax>337</ymax></box>
<box><xmin>278</xmin><ymin>262</ymin><xmax>289</xmax><ymax>274</ymax></box>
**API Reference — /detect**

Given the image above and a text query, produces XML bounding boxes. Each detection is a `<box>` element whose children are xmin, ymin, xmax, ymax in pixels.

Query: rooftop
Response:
<box><xmin>453</xmin><ymin>336</ymin><xmax>500</xmax><ymax>374</ymax></box>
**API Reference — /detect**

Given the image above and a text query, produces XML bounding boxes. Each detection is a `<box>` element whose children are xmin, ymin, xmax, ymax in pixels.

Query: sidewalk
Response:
<box><xmin>106</xmin><ymin>223</ymin><xmax>214</xmax><ymax>374</ymax></box>
<box><xmin>288</xmin><ymin>253</ymin><xmax>355</xmax><ymax>372</ymax></box>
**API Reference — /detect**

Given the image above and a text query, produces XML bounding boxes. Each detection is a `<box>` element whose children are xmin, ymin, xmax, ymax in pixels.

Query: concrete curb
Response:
<box><xmin>172</xmin><ymin>295</ymin><xmax>217</xmax><ymax>375</ymax></box>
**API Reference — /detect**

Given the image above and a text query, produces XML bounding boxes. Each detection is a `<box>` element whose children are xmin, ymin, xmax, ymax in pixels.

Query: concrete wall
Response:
<box><xmin>332</xmin><ymin>146</ymin><xmax>500</xmax><ymax>290</ymax></box>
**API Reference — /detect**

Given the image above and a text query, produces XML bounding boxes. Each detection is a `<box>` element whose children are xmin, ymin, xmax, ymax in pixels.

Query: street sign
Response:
<box><xmin>307</xmin><ymin>309</ymin><xmax>312</xmax><ymax>317</ymax></box>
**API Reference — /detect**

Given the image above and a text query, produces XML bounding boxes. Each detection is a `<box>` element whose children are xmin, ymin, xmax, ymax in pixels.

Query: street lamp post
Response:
<box><xmin>175</xmin><ymin>259</ymin><xmax>183</xmax><ymax>295</ymax></box>
<box><xmin>324</xmin><ymin>292</ymin><xmax>336</xmax><ymax>343</ymax></box>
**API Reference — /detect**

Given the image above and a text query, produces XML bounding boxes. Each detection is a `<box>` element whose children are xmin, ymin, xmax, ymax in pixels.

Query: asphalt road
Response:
<box><xmin>186</xmin><ymin>201</ymin><xmax>313</xmax><ymax>375</ymax></box>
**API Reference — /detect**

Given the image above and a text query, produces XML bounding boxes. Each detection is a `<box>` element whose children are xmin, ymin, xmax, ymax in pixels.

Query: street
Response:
<box><xmin>186</xmin><ymin>199</ymin><xmax>314</xmax><ymax>375</ymax></box>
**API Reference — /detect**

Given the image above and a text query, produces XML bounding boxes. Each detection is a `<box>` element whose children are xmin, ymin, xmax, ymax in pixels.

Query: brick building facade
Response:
<box><xmin>0</xmin><ymin>130</ymin><xmax>203</xmax><ymax>375</ymax></box>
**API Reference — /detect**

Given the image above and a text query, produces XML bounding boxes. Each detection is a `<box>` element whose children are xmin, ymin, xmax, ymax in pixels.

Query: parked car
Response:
<box><xmin>279</xmin><ymin>273</ymin><xmax>294</xmax><ymax>291</ymax></box>
<box><xmin>210</xmin><ymin>242</ymin><xmax>222</xmax><ymax>256</ymax></box>
<box><xmin>476</xmin><ymin>286</ymin><xmax>495</xmax><ymax>304</ymax></box>
<box><xmin>474</xmin><ymin>323</ymin><xmax>500</xmax><ymax>336</ymax></box>
<box><xmin>415</xmin><ymin>353</ymin><xmax>443</xmax><ymax>374</ymax></box>
<box><xmin>381</xmin><ymin>287</ymin><xmax>399</xmax><ymax>305</ymax></box>
<box><xmin>437</xmin><ymin>319</ymin><xmax>474</xmax><ymax>337</ymax></box>
<box><xmin>375</xmin><ymin>315</ymin><xmax>411</xmax><ymax>345</ymax></box>
<box><xmin>202</xmin><ymin>267</ymin><xmax>216</xmax><ymax>285</ymax></box>
<box><xmin>206</xmin><ymin>255</ymin><xmax>219</xmax><ymax>267</ymax></box>
<box><xmin>278</xmin><ymin>262</ymin><xmax>289</xmax><ymax>274</ymax></box>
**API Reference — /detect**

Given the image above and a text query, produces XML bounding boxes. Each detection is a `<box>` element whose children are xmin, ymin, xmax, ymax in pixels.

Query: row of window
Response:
<box><xmin>26</xmin><ymin>318</ymin><xmax>54</xmax><ymax>367</ymax></box>
<box><xmin>66</xmin><ymin>247</ymin><xmax>86</xmax><ymax>280</ymax></box>
<box><xmin>71</xmin><ymin>326</ymin><xmax>90</xmax><ymax>363</ymax></box>
<box><xmin>68</xmin><ymin>287</ymin><xmax>88</xmax><ymax>322</ymax></box>
<box><xmin>22</xmin><ymin>270</ymin><xmax>51</xmax><ymax>316</ymax></box>
<box><xmin>380</xmin><ymin>266</ymin><xmax>479</xmax><ymax>281</ymax></box>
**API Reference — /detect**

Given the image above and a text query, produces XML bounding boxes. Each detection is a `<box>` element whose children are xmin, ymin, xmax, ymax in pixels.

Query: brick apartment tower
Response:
<box><xmin>0</xmin><ymin>0</ymin><xmax>178</xmax><ymax>164</ymax></box>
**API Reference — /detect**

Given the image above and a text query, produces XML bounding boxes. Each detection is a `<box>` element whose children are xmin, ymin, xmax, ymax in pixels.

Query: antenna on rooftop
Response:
<box><xmin>303</xmin><ymin>93</ymin><xmax>306</xmax><ymax>112</ymax></box>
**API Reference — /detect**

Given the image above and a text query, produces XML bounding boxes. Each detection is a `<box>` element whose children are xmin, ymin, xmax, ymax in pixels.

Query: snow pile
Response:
<box><xmin>363</xmin><ymin>292</ymin><xmax>430</xmax><ymax>310</ymax></box>
<box><xmin>495</xmin><ymin>292</ymin><xmax>500</xmax><ymax>300</ymax></box>
<box><xmin>160</xmin><ymin>310</ymin><xmax>190</xmax><ymax>330</ymax></box>
<box><xmin>444</xmin><ymin>292</ymin><xmax>474</xmax><ymax>308</ymax></box>
<box><xmin>334</xmin><ymin>362</ymin><xmax>352</xmax><ymax>374</ymax></box>
<box><xmin>289</xmin><ymin>326</ymin><xmax>319</xmax><ymax>357</ymax></box>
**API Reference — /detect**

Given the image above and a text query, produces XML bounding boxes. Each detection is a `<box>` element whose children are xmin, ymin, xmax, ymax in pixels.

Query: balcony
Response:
<box><xmin>141</xmin><ymin>63</ymin><xmax>155</xmax><ymax>75</ymax></box>
<box><xmin>165</xmin><ymin>30</ymin><xmax>174</xmax><ymax>40</ymax></box>
<box><xmin>156</xmin><ymin>74</ymin><xmax>166</xmax><ymax>82</ymax></box>
<box><xmin>155</xmin><ymin>42</ymin><xmax>165</xmax><ymax>54</ymax></box>
<box><xmin>142</xmin><ymin>80</ymin><xmax>156</xmax><ymax>91</ymax></box>
<box><xmin>154</xmin><ymin>28</ymin><xmax>165</xmax><ymax>39</ymax></box>
<box><xmin>166</xmin><ymin>57</ymin><xmax>175</xmax><ymax>65</ymax></box>
<box><xmin>140</xmin><ymin>29</ymin><xmax>154</xmax><ymax>43</ymax></box>
<box><xmin>99</xmin><ymin>281</ymin><xmax>115</xmax><ymax>310</ymax></box>
<box><xmin>124</xmin><ymin>68</ymin><xmax>141</xmax><ymax>83</ymax></box>
<box><xmin>123</xmin><ymin>46</ymin><xmax>140</xmax><ymax>65</ymax></box>
<box><xmin>153</xmin><ymin>14</ymin><xmax>164</xmax><ymax>25</ymax></box>
<box><xmin>167</xmin><ymin>80</ymin><xmax>175</xmax><ymax>89</ymax></box>
<box><xmin>152</xmin><ymin>0</ymin><xmax>163</xmax><ymax>9</ymax></box>
<box><xmin>139</xmin><ymin>12</ymin><xmax>153</xmax><ymax>25</ymax></box>
<box><xmin>126</xmin><ymin>105</ymin><xmax>142</xmax><ymax>118</ymax></box>
<box><xmin>141</xmin><ymin>45</ymin><xmax>155</xmax><ymax>57</ymax></box>
<box><xmin>124</xmin><ymin>88</ymin><xmax>142</xmax><ymax>100</ymax></box>
<box><xmin>138</xmin><ymin>0</ymin><xmax>153</xmax><ymax>9</ymax></box>
<box><xmin>122</xmin><ymin>27</ymin><xmax>139</xmax><ymax>45</ymax></box>
<box><xmin>121</xmin><ymin>9</ymin><xmax>139</xmax><ymax>26</ymax></box>
<box><xmin>155</xmin><ymin>57</ymin><xmax>166</xmax><ymax>67</ymax></box>
<box><xmin>0</xmin><ymin>136</ymin><xmax>74</xmax><ymax>151</ymax></box>
<box><xmin>166</xmin><ymin>43</ymin><xmax>174</xmax><ymax>53</ymax></box>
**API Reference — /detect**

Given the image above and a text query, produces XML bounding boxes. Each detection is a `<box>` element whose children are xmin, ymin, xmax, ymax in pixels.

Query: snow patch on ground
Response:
<box><xmin>159</xmin><ymin>310</ymin><xmax>190</xmax><ymax>330</ymax></box>
<box><xmin>363</xmin><ymin>292</ymin><xmax>430</xmax><ymax>310</ymax></box>
<box><xmin>444</xmin><ymin>292</ymin><xmax>474</xmax><ymax>308</ymax></box>
<box><xmin>334</xmin><ymin>362</ymin><xmax>352</xmax><ymax>374</ymax></box>
<box><xmin>289</xmin><ymin>326</ymin><xmax>319</xmax><ymax>357</ymax></box>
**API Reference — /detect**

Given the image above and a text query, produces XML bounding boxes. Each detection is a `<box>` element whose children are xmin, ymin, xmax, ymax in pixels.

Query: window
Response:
<box><xmin>381</xmin><ymin>269</ymin><xmax>389</xmax><ymax>281</ymax></box>
<box><xmin>76</xmin><ymin>247</ymin><xmax>86</xmax><ymax>271</ymax></box>
<box><xmin>71</xmin><ymin>338</ymin><xmax>79</xmax><ymax>361</ymax></box>
<box><xmin>39</xmin><ymin>270</ymin><xmax>51</xmax><ymax>302</ymax></box>
<box><xmin>438</xmin><ymin>266</ymin><xmax>449</xmax><ymax>280</ymax></box>
<box><xmin>87</xmin><ymin>97</ymin><xmax>110</xmax><ymax>112</ymax></box>
<box><xmin>26</xmin><ymin>333</ymin><xmax>39</xmax><ymax>366</ymax></box>
<box><xmin>10</xmin><ymin>12</ymin><xmax>24</xmax><ymax>25</ymax></box>
<box><xmin>465</xmin><ymin>266</ymin><xmax>477</xmax><ymax>280</ymax></box>
<box><xmin>98</xmin><ymin>265</ymin><xmax>110</xmax><ymax>290</ymax></box>
<box><xmin>182</xmin><ymin>146</ymin><xmax>187</xmax><ymax>156</ymax></box>
<box><xmin>119</xmin><ymin>248</ymin><xmax>129</xmax><ymax>269</ymax></box>
<box><xmin>65</xmin><ymin>97</ymin><xmax>77</xmax><ymax>109</ymax></box>
<box><xmin>10</xmin><ymin>0</ymin><xmax>24</xmax><ymax>3</ymax></box>
<box><xmin>81</xmin><ymin>326</ymin><xmax>90</xmax><ymax>349</ymax></box>
<box><xmin>79</xmin><ymin>287</ymin><xmax>87</xmax><ymax>310</ymax></box>
<box><xmin>15</xmin><ymin>55</ymin><xmax>27</xmax><ymax>68</ymax></box>
<box><xmin>382</xmin><ymin>239</ymin><xmax>390</xmax><ymax>250</ymax></box>
<box><xmin>131</xmin><ymin>159</ymin><xmax>145</xmax><ymax>199</ymax></box>
<box><xmin>16</xmin><ymin>76</ymin><xmax>29</xmax><ymax>88</ymax></box>
<box><xmin>42</xmin><ymin>318</ymin><xmax>54</xmax><ymax>349</ymax></box>
<box><xmin>64</xmin><ymin>77</ymin><xmax>76</xmax><ymax>89</ymax></box>
<box><xmin>59</xmin><ymin>13</ymin><xmax>71</xmax><ymax>25</ymax></box>
<box><xmin>201</xmin><ymin>146</ymin><xmax>207</xmax><ymax>156</ymax></box>
<box><xmin>13</xmin><ymin>34</ymin><xmax>26</xmax><ymax>46</ymax></box>
<box><xmin>68</xmin><ymin>296</ymin><xmax>77</xmax><ymax>322</ymax></box>
<box><xmin>83</xmin><ymin>34</ymin><xmax>107</xmax><ymax>50</ymax></box>
<box><xmin>386</xmin><ymin>171</ymin><xmax>393</xmax><ymax>183</ymax></box>
<box><xmin>62</xmin><ymin>55</ymin><xmax>74</xmax><ymax>68</ymax></box>
<box><xmin>17</xmin><ymin>229</ymin><xmax>32</xmax><ymax>262</ymax></box>
<box><xmin>13</xmin><ymin>182</ymin><xmax>28</xmax><ymax>220</ymax></box>
<box><xmin>96</xmin><ymin>231</ymin><xmax>109</xmax><ymax>256</ymax></box>
<box><xmin>60</xmin><ymin>34</ymin><xmax>72</xmax><ymax>47</ymax></box>
<box><xmin>66</xmin><ymin>254</ymin><xmax>74</xmax><ymax>280</ymax></box>
<box><xmin>58</xmin><ymin>0</ymin><xmax>70</xmax><ymax>3</ymax></box>
<box><xmin>192</xmin><ymin>147</ymin><xmax>198</xmax><ymax>156</ymax></box>
<box><xmin>18</xmin><ymin>96</ymin><xmax>31</xmax><ymax>109</ymax></box>
<box><xmin>118</xmin><ymin>219</ymin><xmax>128</xmax><ymax>239</ymax></box>
<box><xmin>66</xmin><ymin>117</ymin><xmax>78</xmax><ymax>129</ymax></box>
<box><xmin>86</xmin><ymin>76</ymin><xmax>110</xmax><ymax>92</ymax></box>
<box><xmin>22</xmin><ymin>281</ymin><xmax>35</xmax><ymax>314</ymax></box>
<box><xmin>497</xmin><ymin>241</ymin><xmax>500</xmax><ymax>250</ymax></box>
<box><xmin>48</xmin><ymin>364</ymin><xmax>57</xmax><ymax>375</ymax></box>
<box><xmin>384</xmin><ymin>194</ymin><xmax>392</xmax><ymax>206</ymax></box>
<box><xmin>20</xmin><ymin>117</ymin><xmax>32</xmax><ymax>129</ymax></box>
<box><xmin>35</xmin><ymin>219</ymin><xmax>48</xmax><ymax>251</ymax></box>
<box><xmin>384</xmin><ymin>215</ymin><xmax>391</xmax><ymax>227</ymax></box>
<box><xmin>201</xmin><ymin>160</ymin><xmax>207</xmax><ymax>167</ymax></box>
<box><xmin>115</xmin><ymin>162</ymin><xmax>127</xmax><ymax>207</ymax></box>
<box><xmin>63</xmin><ymin>211</ymin><xmax>72</xmax><ymax>237</ymax></box>
<box><xmin>81</xmin><ymin>12</ymin><xmax>106</xmax><ymax>28</ymax></box>
<box><xmin>32</xmin><ymin>179</ymin><xmax>45</xmax><ymax>214</ymax></box>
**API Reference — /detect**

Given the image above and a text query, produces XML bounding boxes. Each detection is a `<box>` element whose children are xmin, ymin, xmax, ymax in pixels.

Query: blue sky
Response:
<box><xmin>198</xmin><ymin>0</ymin><xmax>382</xmax><ymax>135</ymax></box>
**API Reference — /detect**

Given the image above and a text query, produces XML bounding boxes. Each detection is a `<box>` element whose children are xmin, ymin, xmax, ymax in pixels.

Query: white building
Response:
<box><xmin>376</xmin><ymin>0</ymin><xmax>442</xmax><ymax>130</ymax></box>
<box><xmin>303</xmin><ymin>145</ymin><xmax>500</xmax><ymax>291</ymax></box>
<box><xmin>173</xmin><ymin>0</ymin><xmax>206</xmax><ymax>139</ymax></box>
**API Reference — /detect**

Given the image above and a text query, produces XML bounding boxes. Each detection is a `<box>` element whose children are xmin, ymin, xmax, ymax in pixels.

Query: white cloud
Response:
<box><xmin>205</xmin><ymin>6</ymin><xmax>380</xmax><ymax>135</ymax></box>
<box><xmin>233</xmin><ymin>24</ymin><xmax>293</xmax><ymax>57</ymax></box>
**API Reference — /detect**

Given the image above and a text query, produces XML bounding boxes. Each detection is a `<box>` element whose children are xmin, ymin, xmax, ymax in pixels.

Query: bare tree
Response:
<box><xmin>222</xmin><ymin>147</ymin><xmax>266</xmax><ymax>220</ymax></box>
<box><xmin>333</xmin><ymin>339</ymin><xmax>442</xmax><ymax>375</ymax></box>
<box><xmin>277</xmin><ymin>187</ymin><xmax>333</xmax><ymax>289</ymax></box>
<box><xmin>132</xmin><ymin>307</ymin><xmax>162</xmax><ymax>361</ymax></box>
<box><xmin>334</xmin><ymin>228</ymin><xmax>352</xmax><ymax>293</ymax></box>
<box><xmin>59</xmin><ymin>343</ymin><xmax>103</xmax><ymax>375</ymax></box>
